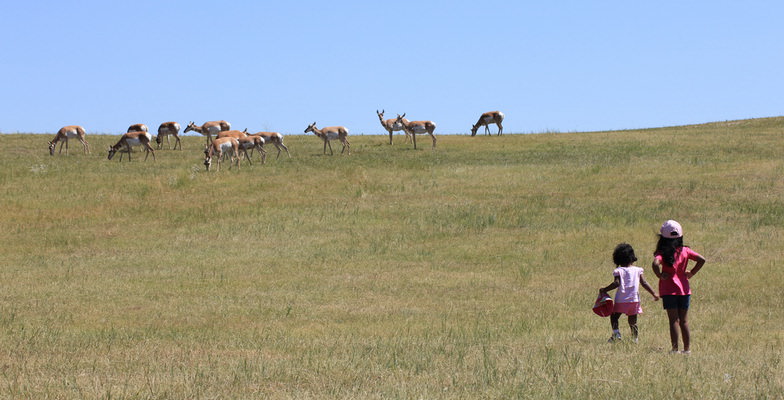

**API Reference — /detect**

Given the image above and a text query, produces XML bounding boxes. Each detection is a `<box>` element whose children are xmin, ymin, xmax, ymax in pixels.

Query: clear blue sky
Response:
<box><xmin>2</xmin><ymin>1</ymin><xmax>783</xmax><ymax>135</ymax></box>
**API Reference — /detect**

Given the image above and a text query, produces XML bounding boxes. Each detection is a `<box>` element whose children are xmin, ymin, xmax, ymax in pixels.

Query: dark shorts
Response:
<box><xmin>662</xmin><ymin>295</ymin><xmax>691</xmax><ymax>310</ymax></box>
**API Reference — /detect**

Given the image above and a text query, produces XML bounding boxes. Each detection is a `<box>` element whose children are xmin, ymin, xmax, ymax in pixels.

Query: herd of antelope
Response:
<box><xmin>46</xmin><ymin>111</ymin><xmax>505</xmax><ymax>170</ymax></box>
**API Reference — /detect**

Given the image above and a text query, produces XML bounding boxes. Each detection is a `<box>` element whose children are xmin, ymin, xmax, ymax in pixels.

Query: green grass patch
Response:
<box><xmin>1</xmin><ymin>118</ymin><xmax>783</xmax><ymax>398</ymax></box>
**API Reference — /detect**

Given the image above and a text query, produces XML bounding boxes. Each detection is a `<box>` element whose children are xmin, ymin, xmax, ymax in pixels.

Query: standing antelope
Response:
<box><xmin>395</xmin><ymin>114</ymin><xmax>436</xmax><ymax>149</ymax></box>
<box><xmin>127</xmin><ymin>123</ymin><xmax>149</xmax><ymax>133</ymax></box>
<box><xmin>107</xmin><ymin>131</ymin><xmax>156</xmax><ymax>162</ymax></box>
<box><xmin>48</xmin><ymin>125</ymin><xmax>90</xmax><ymax>155</ymax></box>
<box><xmin>304</xmin><ymin>122</ymin><xmax>350</xmax><ymax>155</ymax></box>
<box><xmin>376</xmin><ymin>109</ymin><xmax>410</xmax><ymax>145</ymax></box>
<box><xmin>237</xmin><ymin>135</ymin><xmax>267</xmax><ymax>165</ymax></box>
<box><xmin>119</xmin><ymin>124</ymin><xmax>149</xmax><ymax>157</ymax></box>
<box><xmin>184</xmin><ymin>120</ymin><xmax>230</xmax><ymax>144</ymax></box>
<box><xmin>215</xmin><ymin>129</ymin><xmax>247</xmax><ymax>140</ymax></box>
<box><xmin>156</xmin><ymin>121</ymin><xmax>181</xmax><ymax>150</ymax></box>
<box><xmin>215</xmin><ymin>130</ymin><xmax>250</xmax><ymax>161</ymax></box>
<box><xmin>204</xmin><ymin>136</ymin><xmax>240</xmax><ymax>171</ymax></box>
<box><xmin>248</xmin><ymin>131</ymin><xmax>291</xmax><ymax>159</ymax></box>
<box><xmin>471</xmin><ymin>111</ymin><xmax>505</xmax><ymax>136</ymax></box>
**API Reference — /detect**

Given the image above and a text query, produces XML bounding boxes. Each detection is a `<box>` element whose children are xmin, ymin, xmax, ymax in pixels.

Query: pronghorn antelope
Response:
<box><xmin>215</xmin><ymin>129</ymin><xmax>247</xmax><ymax>140</ymax></box>
<box><xmin>376</xmin><ymin>109</ymin><xmax>410</xmax><ymax>145</ymax></box>
<box><xmin>203</xmin><ymin>136</ymin><xmax>240</xmax><ymax>171</ymax></box>
<box><xmin>48</xmin><ymin>125</ymin><xmax>90</xmax><ymax>155</ymax></box>
<box><xmin>184</xmin><ymin>120</ymin><xmax>230</xmax><ymax>144</ymax></box>
<box><xmin>120</xmin><ymin>124</ymin><xmax>149</xmax><ymax>157</ymax></box>
<box><xmin>395</xmin><ymin>114</ymin><xmax>436</xmax><ymax>149</ymax></box>
<box><xmin>237</xmin><ymin>135</ymin><xmax>267</xmax><ymax>165</ymax></box>
<box><xmin>127</xmin><ymin>123</ymin><xmax>149</xmax><ymax>133</ymax></box>
<box><xmin>470</xmin><ymin>111</ymin><xmax>505</xmax><ymax>136</ymax></box>
<box><xmin>156</xmin><ymin>121</ymin><xmax>181</xmax><ymax>150</ymax></box>
<box><xmin>107</xmin><ymin>131</ymin><xmax>156</xmax><ymax>162</ymax></box>
<box><xmin>248</xmin><ymin>131</ymin><xmax>291</xmax><ymax>159</ymax></box>
<box><xmin>304</xmin><ymin>122</ymin><xmax>350</xmax><ymax>155</ymax></box>
<box><xmin>214</xmin><ymin>130</ymin><xmax>261</xmax><ymax>163</ymax></box>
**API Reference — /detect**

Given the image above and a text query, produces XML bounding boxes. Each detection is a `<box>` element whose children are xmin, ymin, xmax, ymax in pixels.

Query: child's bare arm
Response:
<box><xmin>652</xmin><ymin>258</ymin><xmax>663</xmax><ymax>278</ymax></box>
<box><xmin>640</xmin><ymin>275</ymin><xmax>659</xmax><ymax>301</ymax></box>
<box><xmin>686</xmin><ymin>255</ymin><xmax>706</xmax><ymax>279</ymax></box>
<box><xmin>652</xmin><ymin>258</ymin><xmax>670</xmax><ymax>279</ymax></box>
<box><xmin>599</xmin><ymin>276</ymin><xmax>620</xmax><ymax>293</ymax></box>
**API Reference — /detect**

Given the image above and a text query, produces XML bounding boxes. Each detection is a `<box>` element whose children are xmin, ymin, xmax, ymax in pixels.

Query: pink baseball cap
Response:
<box><xmin>660</xmin><ymin>220</ymin><xmax>683</xmax><ymax>238</ymax></box>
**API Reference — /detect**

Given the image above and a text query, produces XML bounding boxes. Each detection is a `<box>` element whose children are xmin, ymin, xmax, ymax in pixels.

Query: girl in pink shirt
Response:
<box><xmin>599</xmin><ymin>243</ymin><xmax>659</xmax><ymax>343</ymax></box>
<box><xmin>652</xmin><ymin>220</ymin><xmax>706</xmax><ymax>354</ymax></box>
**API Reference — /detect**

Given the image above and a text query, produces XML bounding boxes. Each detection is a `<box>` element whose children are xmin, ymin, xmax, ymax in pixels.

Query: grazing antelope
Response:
<box><xmin>204</xmin><ymin>136</ymin><xmax>240</xmax><ymax>171</ymax></box>
<box><xmin>215</xmin><ymin>130</ymin><xmax>251</xmax><ymax>161</ymax></box>
<box><xmin>376</xmin><ymin>109</ymin><xmax>410</xmax><ymax>145</ymax></box>
<box><xmin>127</xmin><ymin>123</ymin><xmax>149</xmax><ymax>133</ymax></box>
<box><xmin>107</xmin><ymin>131</ymin><xmax>156</xmax><ymax>162</ymax></box>
<box><xmin>237</xmin><ymin>135</ymin><xmax>267</xmax><ymax>165</ymax></box>
<box><xmin>215</xmin><ymin>129</ymin><xmax>248</xmax><ymax>161</ymax></box>
<box><xmin>48</xmin><ymin>125</ymin><xmax>90</xmax><ymax>155</ymax></box>
<box><xmin>184</xmin><ymin>120</ymin><xmax>230</xmax><ymax>144</ymax></box>
<box><xmin>120</xmin><ymin>124</ymin><xmax>149</xmax><ymax>157</ymax></box>
<box><xmin>304</xmin><ymin>122</ymin><xmax>350</xmax><ymax>155</ymax></box>
<box><xmin>248</xmin><ymin>131</ymin><xmax>291</xmax><ymax>159</ymax></box>
<box><xmin>471</xmin><ymin>111</ymin><xmax>505</xmax><ymax>136</ymax></box>
<box><xmin>216</xmin><ymin>129</ymin><xmax>247</xmax><ymax>140</ymax></box>
<box><xmin>156</xmin><ymin>121</ymin><xmax>181</xmax><ymax>150</ymax></box>
<box><xmin>395</xmin><ymin>114</ymin><xmax>436</xmax><ymax>149</ymax></box>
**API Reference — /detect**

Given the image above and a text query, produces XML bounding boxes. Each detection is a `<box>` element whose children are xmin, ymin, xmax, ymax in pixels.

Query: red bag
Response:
<box><xmin>592</xmin><ymin>292</ymin><xmax>614</xmax><ymax>317</ymax></box>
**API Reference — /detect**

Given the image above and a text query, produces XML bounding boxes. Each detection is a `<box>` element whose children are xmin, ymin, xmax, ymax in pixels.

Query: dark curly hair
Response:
<box><xmin>655</xmin><ymin>235</ymin><xmax>684</xmax><ymax>266</ymax></box>
<box><xmin>613</xmin><ymin>243</ymin><xmax>638</xmax><ymax>266</ymax></box>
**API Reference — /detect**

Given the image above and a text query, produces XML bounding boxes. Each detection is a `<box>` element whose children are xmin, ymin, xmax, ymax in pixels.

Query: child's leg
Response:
<box><xmin>628</xmin><ymin>314</ymin><xmax>639</xmax><ymax>339</ymax></box>
<box><xmin>666</xmin><ymin>308</ymin><xmax>681</xmax><ymax>351</ymax></box>
<box><xmin>610</xmin><ymin>313</ymin><xmax>621</xmax><ymax>331</ymax></box>
<box><xmin>608</xmin><ymin>313</ymin><xmax>622</xmax><ymax>341</ymax></box>
<box><xmin>678</xmin><ymin>308</ymin><xmax>690</xmax><ymax>351</ymax></box>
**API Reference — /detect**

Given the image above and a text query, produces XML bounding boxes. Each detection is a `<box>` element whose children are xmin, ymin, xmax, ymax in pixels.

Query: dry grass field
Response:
<box><xmin>0</xmin><ymin>118</ymin><xmax>782</xmax><ymax>398</ymax></box>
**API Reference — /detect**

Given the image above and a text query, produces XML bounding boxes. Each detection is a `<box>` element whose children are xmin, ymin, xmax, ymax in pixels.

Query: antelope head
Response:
<box><xmin>48</xmin><ymin>141</ymin><xmax>56</xmax><ymax>156</ymax></box>
<box><xmin>470</xmin><ymin>124</ymin><xmax>479</xmax><ymax>136</ymax></box>
<box><xmin>304</xmin><ymin>122</ymin><xmax>318</xmax><ymax>135</ymax></box>
<box><xmin>183</xmin><ymin>121</ymin><xmax>197</xmax><ymax>134</ymax></box>
<box><xmin>107</xmin><ymin>146</ymin><xmax>117</xmax><ymax>160</ymax></box>
<box><xmin>203</xmin><ymin>144</ymin><xmax>213</xmax><ymax>170</ymax></box>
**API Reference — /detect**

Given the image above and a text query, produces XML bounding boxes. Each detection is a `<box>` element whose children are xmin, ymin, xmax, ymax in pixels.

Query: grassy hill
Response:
<box><xmin>1</xmin><ymin>118</ymin><xmax>782</xmax><ymax>398</ymax></box>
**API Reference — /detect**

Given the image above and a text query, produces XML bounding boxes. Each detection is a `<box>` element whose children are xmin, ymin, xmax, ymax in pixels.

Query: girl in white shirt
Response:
<box><xmin>600</xmin><ymin>243</ymin><xmax>659</xmax><ymax>343</ymax></box>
